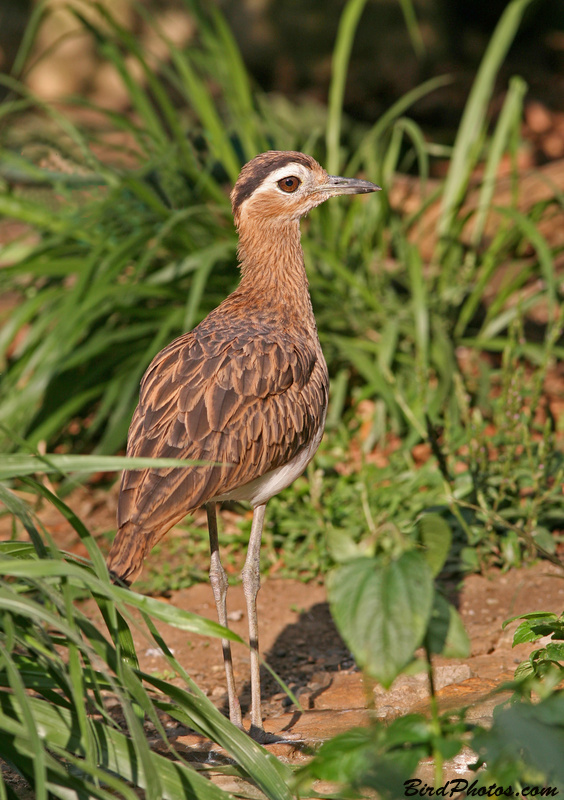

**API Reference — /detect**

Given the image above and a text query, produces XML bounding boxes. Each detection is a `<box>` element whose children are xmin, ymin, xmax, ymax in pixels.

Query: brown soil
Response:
<box><xmin>117</xmin><ymin>560</ymin><xmax>564</xmax><ymax>731</ymax></box>
<box><xmin>2</xmin><ymin>484</ymin><xmax>564</xmax><ymax>750</ymax></box>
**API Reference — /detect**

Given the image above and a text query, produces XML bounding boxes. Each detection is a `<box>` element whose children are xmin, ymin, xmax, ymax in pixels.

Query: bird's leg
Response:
<box><xmin>206</xmin><ymin>502</ymin><xmax>243</xmax><ymax>729</ymax></box>
<box><xmin>240</xmin><ymin>502</ymin><xmax>267</xmax><ymax>736</ymax></box>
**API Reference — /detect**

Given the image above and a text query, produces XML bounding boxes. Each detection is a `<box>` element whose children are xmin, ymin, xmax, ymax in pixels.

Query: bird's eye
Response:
<box><xmin>277</xmin><ymin>176</ymin><xmax>301</xmax><ymax>193</ymax></box>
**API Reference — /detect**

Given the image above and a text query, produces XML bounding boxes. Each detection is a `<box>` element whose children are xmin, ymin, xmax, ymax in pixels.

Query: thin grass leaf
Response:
<box><xmin>477</xmin><ymin>258</ymin><xmax>537</xmax><ymax>332</ymax></box>
<box><xmin>397</xmin><ymin>0</ymin><xmax>425</xmax><ymax>58</ymax></box>
<box><xmin>437</xmin><ymin>0</ymin><xmax>534</xmax><ymax>246</ymax></box>
<box><xmin>208</xmin><ymin>6</ymin><xmax>268</xmax><ymax>157</ymax></box>
<box><xmin>165</xmin><ymin>44</ymin><xmax>241</xmax><ymax>182</ymax></box>
<box><xmin>147</xmin><ymin>678</ymin><xmax>295</xmax><ymax>800</ymax></box>
<box><xmin>94</xmin><ymin>4</ymin><xmax>203</xmax><ymax>180</ymax></box>
<box><xmin>113</xmin><ymin>585</ymin><xmax>245</xmax><ymax>642</ymax></box>
<box><xmin>470</xmin><ymin>75</ymin><xmax>527</xmax><ymax>249</ymax></box>
<box><xmin>10</xmin><ymin>0</ymin><xmax>52</xmax><ymax>78</ymax></box>
<box><xmin>406</xmin><ymin>244</ymin><xmax>429</xmax><ymax>380</ymax></box>
<box><xmin>0</xmin><ymin>483</ymin><xmax>47</xmax><ymax>557</ymax></box>
<box><xmin>0</xmin><ymin>194</ymin><xmax>95</xmax><ymax>242</ymax></box>
<box><xmin>493</xmin><ymin>205</ymin><xmax>556</xmax><ymax>309</ymax></box>
<box><xmin>0</xmin><ymin>555</ymin><xmax>244</xmax><ymax>645</ymax></box>
<box><xmin>0</xmin><ymin>453</ymin><xmax>218</xmax><ymax>480</ymax></box>
<box><xmin>0</xmin><ymin>645</ymin><xmax>48</xmax><ymax>800</ymax></box>
<box><xmin>0</xmin><ymin>691</ymin><xmax>233</xmax><ymax>800</ymax></box>
<box><xmin>350</xmin><ymin>74</ymin><xmax>453</xmax><ymax>175</ymax></box>
<box><xmin>0</xmin><ymin>74</ymin><xmax>114</xmax><ymax>178</ymax></box>
<box><xmin>139</xmin><ymin>615</ymin><xmax>295</xmax><ymax>797</ymax></box>
<box><xmin>326</xmin><ymin>0</ymin><xmax>370</xmax><ymax>175</ymax></box>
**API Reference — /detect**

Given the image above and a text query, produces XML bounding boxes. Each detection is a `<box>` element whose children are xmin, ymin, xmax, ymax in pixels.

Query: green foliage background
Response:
<box><xmin>0</xmin><ymin>0</ymin><xmax>564</xmax><ymax>796</ymax></box>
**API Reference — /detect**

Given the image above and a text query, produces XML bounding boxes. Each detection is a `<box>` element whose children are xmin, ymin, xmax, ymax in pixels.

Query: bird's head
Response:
<box><xmin>231</xmin><ymin>150</ymin><xmax>380</xmax><ymax>228</ymax></box>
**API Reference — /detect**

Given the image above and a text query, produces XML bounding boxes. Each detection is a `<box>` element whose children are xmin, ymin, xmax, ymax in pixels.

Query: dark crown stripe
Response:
<box><xmin>231</xmin><ymin>151</ymin><xmax>315</xmax><ymax>213</ymax></box>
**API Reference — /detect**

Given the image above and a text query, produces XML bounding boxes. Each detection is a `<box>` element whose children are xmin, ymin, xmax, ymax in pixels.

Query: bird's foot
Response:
<box><xmin>248</xmin><ymin>724</ymin><xmax>303</xmax><ymax>744</ymax></box>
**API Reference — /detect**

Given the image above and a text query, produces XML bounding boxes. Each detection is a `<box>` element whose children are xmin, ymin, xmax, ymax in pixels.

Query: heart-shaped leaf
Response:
<box><xmin>418</xmin><ymin>512</ymin><xmax>452</xmax><ymax>577</ymax></box>
<box><xmin>425</xmin><ymin>591</ymin><xmax>470</xmax><ymax>658</ymax></box>
<box><xmin>328</xmin><ymin>550</ymin><xmax>434</xmax><ymax>688</ymax></box>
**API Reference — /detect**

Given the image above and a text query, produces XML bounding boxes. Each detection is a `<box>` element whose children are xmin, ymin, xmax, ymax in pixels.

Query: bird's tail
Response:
<box><xmin>106</xmin><ymin>521</ymin><xmax>151</xmax><ymax>585</ymax></box>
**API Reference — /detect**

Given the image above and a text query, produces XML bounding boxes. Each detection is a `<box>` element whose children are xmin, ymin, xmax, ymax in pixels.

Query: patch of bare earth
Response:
<box><xmin>83</xmin><ymin>559</ymin><xmax>564</xmax><ymax>781</ymax></box>
<box><xmin>3</xmin><ymin>482</ymin><xmax>563</xmax><ymax>781</ymax></box>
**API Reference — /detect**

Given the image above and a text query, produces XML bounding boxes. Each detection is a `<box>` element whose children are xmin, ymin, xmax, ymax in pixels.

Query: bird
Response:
<box><xmin>107</xmin><ymin>150</ymin><xmax>380</xmax><ymax>741</ymax></box>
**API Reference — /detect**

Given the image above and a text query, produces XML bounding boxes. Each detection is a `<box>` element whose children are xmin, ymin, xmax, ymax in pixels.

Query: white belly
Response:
<box><xmin>213</xmin><ymin>411</ymin><xmax>326</xmax><ymax>508</ymax></box>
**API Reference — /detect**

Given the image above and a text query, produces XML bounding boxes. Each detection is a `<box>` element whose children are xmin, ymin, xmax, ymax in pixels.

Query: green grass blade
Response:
<box><xmin>0</xmin><ymin>453</ymin><xmax>218</xmax><ymax>480</ymax></box>
<box><xmin>0</xmin><ymin>691</ymin><xmax>232</xmax><ymax>800</ymax></box>
<box><xmin>326</xmin><ymin>0</ymin><xmax>369</xmax><ymax>174</ymax></box>
<box><xmin>147</xmin><ymin>677</ymin><xmax>295</xmax><ymax>800</ymax></box>
<box><xmin>437</xmin><ymin>0</ymin><xmax>534</xmax><ymax>247</ymax></box>
<box><xmin>349</xmin><ymin>74</ymin><xmax>453</xmax><ymax>175</ymax></box>
<box><xmin>493</xmin><ymin>205</ymin><xmax>556</xmax><ymax>309</ymax></box>
<box><xmin>10</xmin><ymin>0</ymin><xmax>52</xmax><ymax>78</ymax></box>
<box><xmin>209</xmin><ymin>6</ymin><xmax>268</xmax><ymax>157</ymax></box>
<box><xmin>0</xmin><ymin>645</ymin><xmax>48</xmax><ymax>800</ymax></box>
<box><xmin>470</xmin><ymin>75</ymin><xmax>527</xmax><ymax>249</ymax></box>
<box><xmin>397</xmin><ymin>0</ymin><xmax>425</xmax><ymax>58</ymax></box>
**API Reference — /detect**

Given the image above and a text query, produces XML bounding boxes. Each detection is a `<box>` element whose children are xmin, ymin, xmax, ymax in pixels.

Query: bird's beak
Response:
<box><xmin>315</xmin><ymin>175</ymin><xmax>381</xmax><ymax>197</ymax></box>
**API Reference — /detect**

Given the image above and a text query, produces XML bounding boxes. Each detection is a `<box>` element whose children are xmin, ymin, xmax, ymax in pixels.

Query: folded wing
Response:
<box><xmin>107</xmin><ymin>323</ymin><xmax>327</xmax><ymax>582</ymax></box>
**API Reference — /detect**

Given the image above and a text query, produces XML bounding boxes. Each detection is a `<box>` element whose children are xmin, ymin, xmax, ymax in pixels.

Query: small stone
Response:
<box><xmin>434</xmin><ymin>664</ymin><xmax>473</xmax><ymax>690</ymax></box>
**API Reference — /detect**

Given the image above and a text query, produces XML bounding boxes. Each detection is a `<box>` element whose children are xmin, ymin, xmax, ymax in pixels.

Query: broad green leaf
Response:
<box><xmin>503</xmin><ymin>611</ymin><xmax>559</xmax><ymax>629</ymax></box>
<box><xmin>325</xmin><ymin>526</ymin><xmax>364</xmax><ymax>563</ymax></box>
<box><xmin>513</xmin><ymin>660</ymin><xmax>534</xmax><ymax>680</ymax></box>
<box><xmin>298</xmin><ymin>727</ymin><xmax>375</xmax><ymax>782</ymax></box>
<box><xmin>473</xmin><ymin>694</ymin><xmax>564</xmax><ymax>791</ymax></box>
<box><xmin>0</xmin><ymin>691</ymin><xmax>231</xmax><ymax>800</ymax></box>
<box><xmin>417</xmin><ymin>512</ymin><xmax>452</xmax><ymax>576</ymax></box>
<box><xmin>425</xmin><ymin>592</ymin><xmax>471</xmax><ymax>659</ymax></box>
<box><xmin>507</xmin><ymin>613</ymin><xmax>564</xmax><ymax>646</ymax></box>
<box><xmin>545</xmin><ymin>643</ymin><xmax>564</xmax><ymax>662</ymax></box>
<box><xmin>512</xmin><ymin>619</ymin><xmax>550</xmax><ymax>646</ymax></box>
<box><xmin>296</xmin><ymin>716</ymin><xmax>431</xmax><ymax>797</ymax></box>
<box><xmin>327</xmin><ymin>551</ymin><xmax>434</xmax><ymax>687</ymax></box>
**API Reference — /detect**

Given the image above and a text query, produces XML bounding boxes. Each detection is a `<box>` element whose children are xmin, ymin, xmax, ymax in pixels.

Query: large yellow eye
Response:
<box><xmin>277</xmin><ymin>176</ymin><xmax>301</xmax><ymax>193</ymax></box>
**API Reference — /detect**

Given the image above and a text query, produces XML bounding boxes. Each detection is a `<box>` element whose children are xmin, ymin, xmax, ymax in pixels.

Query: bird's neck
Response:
<box><xmin>236</xmin><ymin>216</ymin><xmax>314</xmax><ymax>321</ymax></box>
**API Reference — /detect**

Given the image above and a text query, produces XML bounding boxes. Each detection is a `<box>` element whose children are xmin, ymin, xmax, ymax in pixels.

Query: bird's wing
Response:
<box><xmin>109</xmin><ymin>325</ymin><xmax>327</xmax><ymax>579</ymax></box>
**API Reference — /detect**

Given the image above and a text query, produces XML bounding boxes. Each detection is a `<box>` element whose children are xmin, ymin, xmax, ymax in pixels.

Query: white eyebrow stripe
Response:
<box><xmin>258</xmin><ymin>163</ymin><xmax>310</xmax><ymax>187</ymax></box>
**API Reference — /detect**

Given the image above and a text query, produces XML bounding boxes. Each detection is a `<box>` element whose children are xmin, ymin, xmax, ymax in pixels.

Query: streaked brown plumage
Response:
<box><xmin>107</xmin><ymin>151</ymin><xmax>380</xmax><ymax>740</ymax></box>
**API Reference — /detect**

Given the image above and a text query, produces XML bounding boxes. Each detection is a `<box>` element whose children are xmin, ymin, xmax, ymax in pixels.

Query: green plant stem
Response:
<box><xmin>425</xmin><ymin>646</ymin><xmax>444</xmax><ymax>789</ymax></box>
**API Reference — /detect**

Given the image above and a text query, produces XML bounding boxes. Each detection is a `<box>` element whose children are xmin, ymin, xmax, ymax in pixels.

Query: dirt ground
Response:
<box><xmin>115</xmin><ymin>558</ymin><xmax>564</xmax><ymax>735</ymax></box>
<box><xmin>110</xmin><ymin>558</ymin><xmax>564</xmax><ymax>790</ymax></box>
<box><xmin>77</xmin><ymin>533</ymin><xmax>564</xmax><ymax>787</ymax></box>
<box><xmin>2</xmin><ymin>483</ymin><xmax>564</xmax><ymax>800</ymax></box>
<box><xmin>3</xmin><ymin>482</ymin><xmax>564</xmax><ymax>766</ymax></box>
